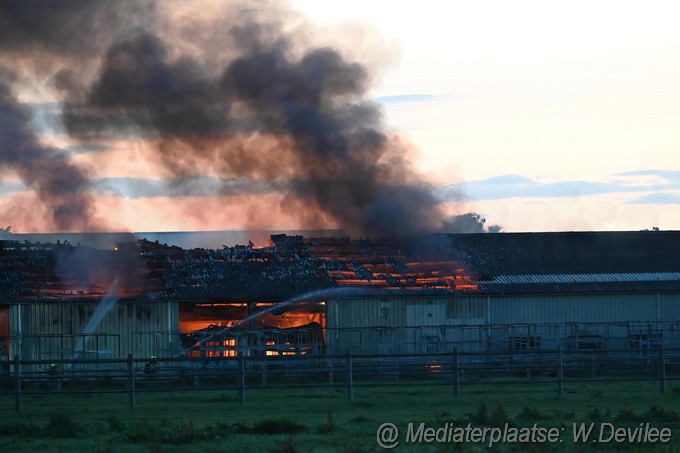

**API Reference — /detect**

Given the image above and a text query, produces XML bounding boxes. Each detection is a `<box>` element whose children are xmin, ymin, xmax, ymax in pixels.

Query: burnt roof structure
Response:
<box><xmin>1</xmin><ymin>230</ymin><xmax>679</xmax><ymax>302</ymax></box>
<box><xmin>449</xmin><ymin>230</ymin><xmax>680</xmax><ymax>294</ymax></box>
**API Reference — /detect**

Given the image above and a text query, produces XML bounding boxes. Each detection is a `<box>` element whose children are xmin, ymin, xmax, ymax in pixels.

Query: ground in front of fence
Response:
<box><xmin>2</xmin><ymin>380</ymin><xmax>680</xmax><ymax>452</ymax></box>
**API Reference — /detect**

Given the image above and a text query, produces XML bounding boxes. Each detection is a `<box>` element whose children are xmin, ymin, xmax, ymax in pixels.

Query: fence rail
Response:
<box><xmin>1</xmin><ymin>347</ymin><xmax>677</xmax><ymax>411</ymax></box>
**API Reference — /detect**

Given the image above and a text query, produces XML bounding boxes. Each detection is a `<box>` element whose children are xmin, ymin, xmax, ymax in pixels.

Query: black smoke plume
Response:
<box><xmin>1</xmin><ymin>1</ymin><xmax>494</xmax><ymax>237</ymax></box>
<box><xmin>65</xmin><ymin>23</ymin><xmax>447</xmax><ymax>237</ymax></box>
<box><xmin>0</xmin><ymin>0</ymin><xmax>155</xmax><ymax>231</ymax></box>
<box><xmin>0</xmin><ymin>74</ymin><xmax>100</xmax><ymax>231</ymax></box>
<box><xmin>0</xmin><ymin>0</ymin><xmax>155</xmax><ymax>56</ymax></box>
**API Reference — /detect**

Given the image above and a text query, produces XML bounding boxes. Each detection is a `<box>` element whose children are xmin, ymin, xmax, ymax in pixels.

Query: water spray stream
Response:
<box><xmin>73</xmin><ymin>279</ymin><xmax>119</xmax><ymax>359</ymax></box>
<box><xmin>177</xmin><ymin>286</ymin><xmax>382</xmax><ymax>357</ymax></box>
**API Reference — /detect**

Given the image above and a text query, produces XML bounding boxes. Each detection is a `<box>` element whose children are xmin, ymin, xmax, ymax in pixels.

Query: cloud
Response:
<box><xmin>440</xmin><ymin>173</ymin><xmax>680</xmax><ymax>201</ymax></box>
<box><xmin>615</xmin><ymin>169</ymin><xmax>680</xmax><ymax>183</ymax></box>
<box><xmin>375</xmin><ymin>94</ymin><xmax>449</xmax><ymax>104</ymax></box>
<box><xmin>7</xmin><ymin>168</ymin><xmax>680</xmax><ymax>207</ymax></box>
<box><xmin>474</xmin><ymin>175</ymin><xmax>534</xmax><ymax>185</ymax></box>
<box><xmin>627</xmin><ymin>192</ymin><xmax>680</xmax><ymax>204</ymax></box>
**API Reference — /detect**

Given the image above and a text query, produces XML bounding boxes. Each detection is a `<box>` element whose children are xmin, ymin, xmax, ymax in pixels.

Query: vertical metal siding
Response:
<box><xmin>327</xmin><ymin>296</ymin><xmax>487</xmax><ymax>353</ymax></box>
<box><xmin>327</xmin><ymin>293</ymin><xmax>680</xmax><ymax>353</ymax></box>
<box><xmin>8</xmin><ymin>300</ymin><xmax>179</xmax><ymax>364</ymax></box>
<box><xmin>329</xmin><ymin>296</ymin><xmax>487</xmax><ymax>330</ymax></box>
<box><xmin>489</xmin><ymin>293</ymin><xmax>660</xmax><ymax>324</ymax></box>
<box><xmin>660</xmin><ymin>293</ymin><xmax>680</xmax><ymax>320</ymax></box>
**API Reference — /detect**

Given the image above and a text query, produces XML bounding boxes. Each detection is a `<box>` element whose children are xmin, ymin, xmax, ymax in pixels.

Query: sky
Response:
<box><xmin>295</xmin><ymin>0</ymin><xmax>680</xmax><ymax>232</ymax></box>
<box><xmin>1</xmin><ymin>1</ymin><xmax>679</xmax><ymax>234</ymax></box>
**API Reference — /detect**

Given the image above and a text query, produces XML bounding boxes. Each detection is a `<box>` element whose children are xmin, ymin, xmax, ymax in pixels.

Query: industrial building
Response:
<box><xmin>1</xmin><ymin>230</ymin><xmax>680</xmax><ymax>370</ymax></box>
<box><xmin>327</xmin><ymin>232</ymin><xmax>680</xmax><ymax>354</ymax></box>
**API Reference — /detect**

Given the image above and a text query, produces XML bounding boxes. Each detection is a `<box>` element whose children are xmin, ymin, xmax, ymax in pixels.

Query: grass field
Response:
<box><xmin>2</xmin><ymin>380</ymin><xmax>680</xmax><ymax>452</ymax></box>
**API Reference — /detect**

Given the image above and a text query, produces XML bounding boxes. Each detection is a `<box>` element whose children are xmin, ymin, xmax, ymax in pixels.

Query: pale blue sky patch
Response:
<box><xmin>61</xmin><ymin>144</ymin><xmax>111</xmax><ymax>154</ymax></box>
<box><xmin>443</xmin><ymin>173</ymin><xmax>680</xmax><ymax>202</ymax></box>
<box><xmin>92</xmin><ymin>176</ymin><xmax>284</xmax><ymax>199</ymax></box>
<box><xmin>375</xmin><ymin>94</ymin><xmax>449</xmax><ymax>105</ymax></box>
<box><xmin>615</xmin><ymin>170</ymin><xmax>680</xmax><ymax>183</ymax></box>
<box><xmin>627</xmin><ymin>192</ymin><xmax>680</xmax><ymax>205</ymax></box>
<box><xmin>0</xmin><ymin>181</ymin><xmax>27</xmax><ymax>196</ymax></box>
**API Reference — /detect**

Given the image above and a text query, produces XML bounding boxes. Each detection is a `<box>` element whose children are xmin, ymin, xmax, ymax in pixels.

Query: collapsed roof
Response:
<box><xmin>1</xmin><ymin>230</ymin><xmax>679</xmax><ymax>302</ymax></box>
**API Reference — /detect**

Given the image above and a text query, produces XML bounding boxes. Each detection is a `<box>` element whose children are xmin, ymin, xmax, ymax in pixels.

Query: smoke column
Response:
<box><xmin>0</xmin><ymin>75</ymin><xmax>101</xmax><ymax>231</ymax></box>
<box><xmin>1</xmin><ymin>1</ymin><xmax>492</xmax><ymax>237</ymax></box>
<box><xmin>0</xmin><ymin>0</ymin><xmax>154</xmax><ymax>231</ymax></box>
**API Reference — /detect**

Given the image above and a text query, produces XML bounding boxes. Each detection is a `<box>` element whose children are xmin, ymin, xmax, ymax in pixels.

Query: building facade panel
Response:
<box><xmin>7</xmin><ymin>300</ymin><xmax>179</xmax><ymax>368</ymax></box>
<box><xmin>327</xmin><ymin>292</ymin><xmax>680</xmax><ymax>354</ymax></box>
<box><xmin>488</xmin><ymin>293</ymin><xmax>659</xmax><ymax>324</ymax></box>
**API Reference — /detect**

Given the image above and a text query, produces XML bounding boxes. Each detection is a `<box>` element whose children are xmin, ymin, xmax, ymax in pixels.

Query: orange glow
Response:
<box><xmin>180</xmin><ymin>320</ymin><xmax>233</xmax><ymax>331</ymax></box>
<box><xmin>187</xmin><ymin>338</ymin><xmax>238</xmax><ymax>358</ymax></box>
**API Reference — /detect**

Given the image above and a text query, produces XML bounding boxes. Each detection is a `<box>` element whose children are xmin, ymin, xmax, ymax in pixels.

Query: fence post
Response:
<box><xmin>238</xmin><ymin>352</ymin><xmax>246</xmax><ymax>405</ymax></box>
<box><xmin>453</xmin><ymin>348</ymin><xmax>460</xmax><ymax>397</ymax></box>
<box><xmin>557</xmin><ymin>347</ymin><xmax>564</xmax><ymax>396</ymax></box>
<box><xmin>127</xmin><ymin>354</ymin><xmax>136</xmax><ymax>408</ymax></box>
<box><xmin>346</xmin><ymin>350</ymin><xmax>353</xmax><ymax>401</ymax></box>
<box><xmin>659</xmin><ymin>346</ymin><xmax>666</xmax><ymax>394</ymax></box>
<box><xmin>591</xmin><ymin>352</ymin><xmax>596</xmax><ymax>379</ymax></box>
<box><xmin>57</xmin><ymin>360</ymin><xmax>63</xmax><ymax>393</ymax></box>
<box><xmin>262</xmin><ymin>354</ymin><xmax>267</xmax><ymax>387</ymax></box>
<box><xmin>14</xmin><ymin>355</ymin><xmax>21</xmax><ymax>412</ymax></box>
<box><xmin>526</xmin><ymin>348</ymin><xmax>531</xmax><ymax>378</ymax></box>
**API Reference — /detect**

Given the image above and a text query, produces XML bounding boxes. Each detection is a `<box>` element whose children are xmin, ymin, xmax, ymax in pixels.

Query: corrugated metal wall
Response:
<box><xmin>6</xmin><ymin>292</ymin><xmax>680</xmax><ymax>359</ymax></box>
<box><xmin>327</xmin><ymin>296</ymin><xmax>487</xmax><ymax>353</ymax></box>
<box><xmin>660</xmin><ymin>293</ymin><xmax>680</xmax><ymax>319</ymax></box>
<box><xmin>327</xmin><ymin>292</ymin><xmax>680</xmax><ymax>354</ymax></box>
<box><xmin>328</xmin><ymin>296</ymin><xmax>487</xmax><ymax>329</ymax></box>
<box><xmin>7</xmin><ymin>300</ymin><xmax>179</xmax><ymax>363</ymax></box>
<box><xmin>488</xmin><ymin>293</ymin><xmax>663</xmax><ymax>324</ymax></box>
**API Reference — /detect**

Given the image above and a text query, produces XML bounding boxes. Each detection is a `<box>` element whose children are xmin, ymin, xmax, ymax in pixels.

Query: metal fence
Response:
<box><xmin>3</xmin><ymin>320</ymin><xmax>677</xmax><ymax>412</ymax></box>
<box><xmin>1</xmin><ymin>347</ymin><xmax>677</xmax><ymax>412</ymax></box>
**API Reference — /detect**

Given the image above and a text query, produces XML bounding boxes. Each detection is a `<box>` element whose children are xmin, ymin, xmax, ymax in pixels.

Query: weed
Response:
<box><xmin>232</xmin><ymin>418</ymin><xmax>307</xmax><ymax>435</ymax></box>
<box><xmin>643</xmin><ymin>406</ymin><xmax>680</xmax><ymax>423</ymax></box>
<box><xmin>563</xmin><ymin>410</ymin><xmax>576</xmax><ymax>419</ymax></box>
<box><xmin>517</xmin><ymin>406</ymin><xmax>544</xmax><ymax>421</ymax></box>
<box><xmin>270</xmin><ymin>436</ymin><xmax>296</xmax><ymax>453</ymax></box>
<box><xmin>253</xmin><ymin>418</ymin><xmax>307</xmax><ymax>435</ymax></box>
<box><xmin>204</xmin><ymin>420</ymin><xmax>230</xmax><ymax>439</ymax></box>
<box><xmin>105</xmin><ymin>416</ymin><xmax>125</xmax><ymax>433</ymax></box>
<box><xmin>94</xmin><ymin>441</ymin><xmax>114</xmax><ymax>453</ymax></box>
<box><xmin>585</xmin><ymin>407</ymin><xmax>610</xmax><ymax>422</ymax></box>
<box><xmin>615</xmin><ymin>407</ymin><xmax>640</xmax><ymax>424</ymax></box>
<box><xmin>167</xmin><ymin>419</ymin><xmax>198</xmax><ymax>444</ymax></box>
<box><xmin>0</xmin><ymin>422</ymin><xmax>38</xmax><ymax>437</ymax></box>
<box><xmin>232</xmin><ymin>420</ymin><xmax>252</xmax><ymax>434</ymax></box>
<box><xmin>348</xmin><ymin>415</ymin><xmax>371</xmax><ymax>424</ymax></box>
<box><xmin>336</xmin><ymin>439</ymin><xmax>360</xmax><ymax>452</ymax></box>
<box><xmin>42</xmin><ymin>414</ymin><xmax>82</xmax><ymax>438</ymax></box>
<box><xmin>489</xmin><ymin>401</ymin><xmax>513</xmax><ymax>428</ymax></box>
<box><xmin>122</xmin><ymin>420</ymin><xmax>163</xmax><ymax>444</ymax></box>
<box><xmin>466</xmin><ymin>403</ymin><xmax>487</xmax><ymax>425</ymax></box>
<box><xmin>320</xmin><ymin>410</ymin><xmax>336</xmax><ymax>434</ymax></box>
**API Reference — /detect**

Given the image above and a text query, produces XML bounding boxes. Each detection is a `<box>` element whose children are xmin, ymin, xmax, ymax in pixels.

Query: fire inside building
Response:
<box><xmin>1</xmin><ymin>230</ymin><xmax>680</xmax><ymax>371</ymax></box>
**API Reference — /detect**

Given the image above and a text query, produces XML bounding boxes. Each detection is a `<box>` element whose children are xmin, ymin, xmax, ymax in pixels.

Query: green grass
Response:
<box><xmin>2</xmin><ymin>380</ymin><xmax>680</xmax><ymax>451</ymax></box>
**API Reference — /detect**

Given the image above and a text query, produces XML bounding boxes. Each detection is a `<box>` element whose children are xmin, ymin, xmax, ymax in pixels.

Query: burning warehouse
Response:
<box><xmin>2</xmin><ymin>229</ymin><xmax>680</xmax><ymax>371</ymax></box>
